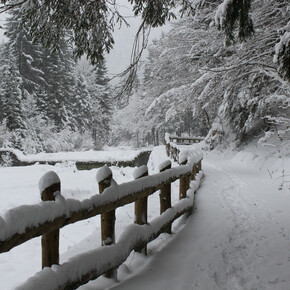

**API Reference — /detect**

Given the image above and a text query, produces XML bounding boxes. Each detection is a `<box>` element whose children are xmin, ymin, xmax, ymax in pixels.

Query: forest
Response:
<box><xmin>0</xmin><ymin>0</ymin><xmax>289</xmax><ymax>153</ymax></box>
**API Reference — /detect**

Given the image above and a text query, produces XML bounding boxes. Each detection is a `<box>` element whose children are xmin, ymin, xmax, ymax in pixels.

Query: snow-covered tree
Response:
<box><xmin>0</xmin><ymin>47</ymin><xmax>24</xmax><ymax>131</ymax></box>
<box><xmin>1</xmin><ymin>0</ymin><xmax>288</xmax><ymax>80</ymax></box>
<box><xmin>113</xmin><ymin>0</ymin><xmax>289</xmax><ymax>148</ymax></box>
<box><xmin>77</xmin><ymin>59</ymin><xmax>113</xmax><ymax>146</ymax></box>
<box><xmin>72</xmin><ymin>71</ymin><xmax>94</xmax><ymax>132</ymax></box>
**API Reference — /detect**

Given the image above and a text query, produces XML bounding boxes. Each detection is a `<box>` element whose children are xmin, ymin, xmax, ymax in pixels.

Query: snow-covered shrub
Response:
<box><xmin>274</xmin><ymin>21</ymin><xmax>290</xmax><ymax>81</ymax></box>
<box><xmin>42</xmin><ymin>128</ymin><xmax>96</xmax><ymax>153</ymax></box>
<box><xmin>204</xmin><ymin>121</ymin><xmax>224</xmax><ymax>150</ymax></box>
<box><xmin>0</xmin><ymin>152</ymin><xmax>13</xmax><ymax>167</ymax></box>
<box><xmin>0</xmin><ymin>120</ymin><xmax>13</xmax><ymax>148</ymax></box>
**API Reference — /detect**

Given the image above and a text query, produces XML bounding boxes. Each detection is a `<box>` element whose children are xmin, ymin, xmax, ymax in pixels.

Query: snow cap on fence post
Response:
<box><xmin>96</xmin><ymin>165</ymin><xmax>112</xmax><ymax>184</ymax></box>
<box><xmin>39</xmin><ymin>171</ymin><xmax>61</xmax><ymax>199</ymax></box>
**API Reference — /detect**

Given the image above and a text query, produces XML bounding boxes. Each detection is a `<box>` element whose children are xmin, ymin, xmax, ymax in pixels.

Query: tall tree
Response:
<box><xmin>0</xmin><ymin>48</ymin><xmax>24</xmax><ymax>130</ymax></box>
<box><xmin>93</xmin><ymin>61</ymin><xmax>112</xmax><ymax>142</ymax></box>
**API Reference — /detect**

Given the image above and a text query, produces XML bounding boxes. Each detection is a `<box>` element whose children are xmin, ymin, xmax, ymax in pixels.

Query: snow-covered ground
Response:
<box><xmin>1</xmin><ymin>145</ymin><xmax>290</xmax><ymax>289</ymax></box>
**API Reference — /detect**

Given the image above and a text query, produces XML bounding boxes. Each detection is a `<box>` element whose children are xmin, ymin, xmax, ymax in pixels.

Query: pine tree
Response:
<box><xmin>72</xmin><ymin>71</ymin><xmax>94</xmax><ymax>132</ymax></box>
<box><xmin>4</xmin><ymin>8</ymin><xmax>45</xmax><ymax>99</ymax></box>
<box><xmin>93</xmin><ymin>61</ymin><xmax>112</xmax><ymax>142</ymax></box>
<box><xmin>40</xmin><ymin>42</ymin><xmax>76</xmax><ymax>130</ymax></box>
<box><xmin>0</xmin><ymin>47</ymin><xmax>25</xmax><ymax>131</ymax></box>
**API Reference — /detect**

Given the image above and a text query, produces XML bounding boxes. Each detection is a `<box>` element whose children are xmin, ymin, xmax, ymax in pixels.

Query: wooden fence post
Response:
<box><xmin>39</xmin><ymin>171</ymin><xmax>60</xmax><ymax>269</ymax></box>
<box><xmin>159</xmin><ymin>160</ymin><xmax>172</xmax><ymax>234</ymax></box>
<box><xmin>191</xmin><ymin>162</ymin><xmax>197</xmax><ymax>181</ymax></box>
<box><xmin>165</xmin><ymin>143</ymin><xmax>170</xmax><ymax>157</ymax></box>
<box><xmin>97</xmin><ymin>166</ymin><xmax>116</xmax><ymax>278</ymax></box>
<box><xmin>179</xmin><ymin>159</ymin><xmax>189</xmax><ymax>200</ymax></box>
<box><xmin>133</xmin><ymin>165</ymin><xmax>148</xmax><ymax>254</ymax></box>
<box><xmin>197</xmin><ymin>159</ymin><xmax>202</xmax><ymax>172</ymax></box>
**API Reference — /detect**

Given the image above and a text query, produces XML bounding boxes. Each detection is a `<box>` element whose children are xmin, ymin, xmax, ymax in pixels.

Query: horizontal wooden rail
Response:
<box><xmin>169</xmin><ymin>136</ymin><xmax>204</xmax><ymax>142</ymax></box>
<box><xmin>0</xmin><ymin>165</ymin><xmax>193</xmax><ymax>253</ymax></box>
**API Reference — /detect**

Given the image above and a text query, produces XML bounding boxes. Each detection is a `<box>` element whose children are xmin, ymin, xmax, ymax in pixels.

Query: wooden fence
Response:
<box><xmin>169</xmin><ymin>135</ymin><xmax>204</xmax><ymax>145</ymax></box>
<box><xmin>0</xmin><ymin>156</ymin><xmax>203</xmax><ymax>290</ymax></box>
<box><xmin>166</xmin><ymin>135</ymin><xmax>204</xmax><ymax>162</ymax></box>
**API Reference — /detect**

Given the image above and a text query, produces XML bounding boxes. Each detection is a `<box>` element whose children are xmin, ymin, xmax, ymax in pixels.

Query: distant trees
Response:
<box><xmin>110</xmin><ymin>0</ymin><xmax>290</xmax><ymax>148</ymax></box>
<box><xmin>0</xmin><ymin>9</ymin><xmax>112</xmax><ymax>153</ymax></box>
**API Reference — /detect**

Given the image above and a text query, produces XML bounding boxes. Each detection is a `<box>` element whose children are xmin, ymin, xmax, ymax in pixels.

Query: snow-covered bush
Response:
<box><xmin>42</xmin><ymin>128</ymin><xmax>96</xmax><ymax>153</ymax></box>
<box><xmin>0</xmin><ymin>120</ymin><xmax>13</xmax><ymax>148</ymax></box>
<box><xmin>274</xmin><ymin>21</ymin><xmax>290</xmax><ymax>81</ymax></box>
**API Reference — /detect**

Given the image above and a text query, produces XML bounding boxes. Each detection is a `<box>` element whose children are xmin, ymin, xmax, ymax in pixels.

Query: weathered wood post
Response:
<box><xmin>197</xmin><ymin>159</ymin><xmax>202</xmax><ymax>173</ymax></box>
<box><xmin>191</xmin><ymin>161</ymin><xmax>197</xmax><ymax>181</ymax></box>
<box><xmin>39</xmin><ymin>171</ymin><xmax>60</xmax><ymax>269</ymax></box>
<box><xmin>97</xmin><ymin>166</ymin><xmax>116</xmax><ymax>278</ymax></box>
<box><xmin>159</xmin><ymin>160</ymin><xmax>172</xmax><ymax>234</ymax></box>
<box><xmin>133</xmin><ymin>165</ymin><xmax>148</xmax><ymax>254</ymax></box>
<box><xmin>165</xmin><ymin>142</ymin><xmax>170</xmax><ymax>157</ymax></box>
<box><xmin>179</xmin><ymin>158</ymin><xmax>189</xmax><ymax>200</ymax></box>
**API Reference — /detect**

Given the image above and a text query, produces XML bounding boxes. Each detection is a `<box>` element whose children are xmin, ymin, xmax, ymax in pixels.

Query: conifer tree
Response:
<box><xmin>93</xmin><ymin>61</ymin><xmax>112</xmax><ymax>142</ymax></box>
<box><xmin>72</xmin><ymin>71</ymin><xmax>94</xmax><ymax>132</ymax></box>
<box><xmin>0</xmin><ymin>47</ymin><xmax>25</xmax><ymax>131</ymax></box>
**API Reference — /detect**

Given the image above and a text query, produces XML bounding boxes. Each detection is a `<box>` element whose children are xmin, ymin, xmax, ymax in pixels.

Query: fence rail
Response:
<box><xmin>169</xmin><ymin>135</ymin><xmax>204</xmax><ymax>144</ymax></box>
<box><xmin>165</xmin><ymin>134</ymin><xmax>204</xmax><ymax>163</ymax></box>
<box><xmin>0</xmin><ymin>153</ymin><xmax>203</xmax><ymax>290</ymax></box>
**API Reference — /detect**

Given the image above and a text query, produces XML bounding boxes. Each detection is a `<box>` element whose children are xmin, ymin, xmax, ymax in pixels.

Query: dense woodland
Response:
<box><xmin>0</xmin><ymin>0</ymin><xmax>289</xmax><ymax>152</ymax></box>
<box><xmin>112</xmin><ymin>0</ymin><xmax>290</xmax><ymax>149</ymax></box>
<box><xmin>0</xmin><ymin>9</ymin><xmax>112</xmax><ymax>153</ymax></box>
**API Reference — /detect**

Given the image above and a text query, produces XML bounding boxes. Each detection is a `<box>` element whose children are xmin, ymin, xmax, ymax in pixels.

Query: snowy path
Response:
<box><xmin>1</xmin><ymin>148</ymin><xmax>289</xmax><ymax>289</ymax></box>
<box><xmin>107</xmin><ymin>155</ymin><xmax>290</xmax><ymax>290</ymax></box>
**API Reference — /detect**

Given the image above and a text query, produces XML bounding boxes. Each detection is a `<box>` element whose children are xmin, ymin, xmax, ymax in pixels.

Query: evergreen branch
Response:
<box><xmin>0</xmin><ymin>0</ymin><xmax>27</xmax><ymax>14</ymax></box>
<box><xmin>200</xmin><ymin>61</ymin><xmax>276</xmax><ymax>73</ymax></box>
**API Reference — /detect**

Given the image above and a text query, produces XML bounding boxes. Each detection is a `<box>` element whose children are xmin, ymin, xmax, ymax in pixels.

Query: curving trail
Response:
<box><xmin>108</xmin><ymin>154</ymin><xmax>290</xmax><ymax>290</ymax></box>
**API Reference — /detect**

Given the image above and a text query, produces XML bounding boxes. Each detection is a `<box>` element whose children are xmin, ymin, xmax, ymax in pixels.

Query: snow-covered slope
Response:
<box><xmin>81</xmin><ymin>147</ymin><xmax>290</xmax><ymax>290</ymax></box>
<box><xmin>1</xmin><ymin>145</ymin><xmax>289</xmax><ymax>289</ymax></box>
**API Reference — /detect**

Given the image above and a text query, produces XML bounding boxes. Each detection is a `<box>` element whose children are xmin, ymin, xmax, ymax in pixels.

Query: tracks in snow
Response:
<box><xmin>204</xmin><ymin>161</ymin><xmax>290</xmax><ymax>290</ymax></box>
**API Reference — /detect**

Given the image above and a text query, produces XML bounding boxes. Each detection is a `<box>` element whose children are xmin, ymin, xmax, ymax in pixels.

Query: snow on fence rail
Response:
<box><xmin>0</xmin><ymin>155</ymin><xmax>203</xmax><ymax>290</ymax></box>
